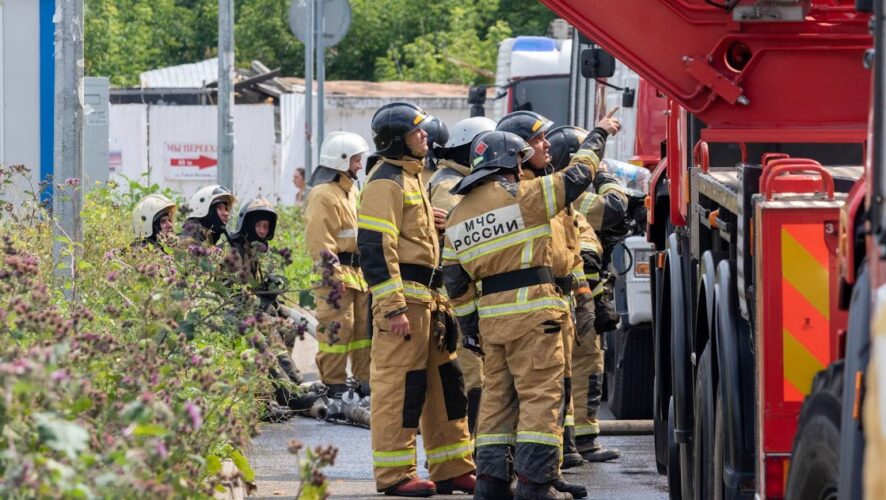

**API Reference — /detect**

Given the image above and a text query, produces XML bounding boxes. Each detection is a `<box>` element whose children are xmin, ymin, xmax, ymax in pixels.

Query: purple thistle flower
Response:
<box><xmin>185</xmin><ymin>401</ymin><xmax>203</xmax><ymax>431</ymax></box>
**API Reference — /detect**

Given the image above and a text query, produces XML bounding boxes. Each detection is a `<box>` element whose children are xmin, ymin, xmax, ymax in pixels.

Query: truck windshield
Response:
<box><xmin>511</xmin><ymin>75</ymin><xmax>570</xmax><ymax>127</ymax></box>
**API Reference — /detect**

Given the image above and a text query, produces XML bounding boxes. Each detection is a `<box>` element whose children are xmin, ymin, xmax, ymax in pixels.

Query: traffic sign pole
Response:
<box><xmin>289</xmin><ymin>0</ymin><xmax>350</xmax><ymax>184</ymax></box>
<box><xmin>304</xmin><ymin>0</ymin><xmax>314</xmax><ymax>182</ymax></box>
<box><xmin>316</xmin><ymin>0</ymin><xmax>325</xmax><ymax>151</ymax></box>
<box><xmin>218</xmin><ymin>0</ymin><xmax>235</xmax><ymax>191</ymax></box>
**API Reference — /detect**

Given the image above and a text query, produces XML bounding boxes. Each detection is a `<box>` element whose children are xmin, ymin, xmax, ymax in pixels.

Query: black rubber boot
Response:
<box><xmin>578</xmin><ymin>372</ymin><xmax>620</xmax><ymax>462</ymax></box>
<box><xmin>561</xmin><ymin>425</ymin><xmax>584</xmax><ymax>470</ymax></box>
<box><xmin>553</xmin><ymin>475</ymin><xmax>587</xmax><ymax>499</ymax></box>
<box><xmin>467</xmin><ymin>388</ymin><xmax>482</xmax><ymax>436</ymax></box>
<box><xmin>325</xmin><ymin>383</ymin><xmax>349</xmax><ymax>399</ymax></box>
<box><xmin>515</xmin><ymin>477</ymin><xmax>573</xmax><ymax>500</ymax></box>
<box><xmin>474</xmin><ymin>475</ymin><xmax>514</xmax><ymax>500</ymax></box>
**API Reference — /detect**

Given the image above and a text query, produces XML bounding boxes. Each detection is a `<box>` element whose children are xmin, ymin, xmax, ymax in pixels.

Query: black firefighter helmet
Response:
<box><xmin>496</xmin><ymin>110</ymin><xmax>554</xmax><ymax>142</ymax></box>
<box><xmin>547</xmin><ymin>125</ymin><xmax>590</xmax><ymax>171</ymax></box>
<box><xmin>450</xmin><ymin>131</ymin><xmax>534</xmax><ymax>195</ymax></box>
<box><xmin>370</xmin><ymin>101</ymin><xmax>431</xmax><ymax>158</ymax></box>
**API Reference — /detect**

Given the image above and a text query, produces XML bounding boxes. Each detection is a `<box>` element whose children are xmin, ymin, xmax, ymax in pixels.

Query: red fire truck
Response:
<box><xmin>540</xmin><ymin>0</ymin><xmax>878</xmax><ymax>498</ymax></box>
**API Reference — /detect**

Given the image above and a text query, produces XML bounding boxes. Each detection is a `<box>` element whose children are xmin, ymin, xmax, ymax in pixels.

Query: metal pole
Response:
<box><xmin>217</xmin><ymin>0</ymin><xmax>235</xmax><ymax>190</ymax></box>
<box><xmin>304</xmin><ymin>0</ymin><xmax>314</xmax><ymax>181</ymax></box>
<box><xmin>316</xmin><ymin>0</ymin><xmax>325</xmax><ymax>150</ymax></box>
<box><xmin>53</xmin><ymin>0</ymin><xmax>84</xmax><ymax>301</ymax></box>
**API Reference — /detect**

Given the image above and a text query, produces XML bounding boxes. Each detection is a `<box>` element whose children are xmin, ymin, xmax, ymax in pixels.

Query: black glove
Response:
<box><xmin>592</xmin><ymin>171</ymin><xmax>621</xmax><ymax>193</ymax></box>
<box><xmin>462</xmin><ymin>332</ymin><xmax>484</xmax><ymax>357</ymax></box>
<box><xmin>574</xmin><ymin>292</ymin><xmax>596</xmax><ymax>339</ymax></box>
<box><xmin>579</xmin><ymin>128</ymin><xmax>608</xmax><ymax>158</ymax></box>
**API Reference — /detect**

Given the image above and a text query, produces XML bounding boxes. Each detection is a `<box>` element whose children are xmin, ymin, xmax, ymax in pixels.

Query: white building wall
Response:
<box><xmin>0</xmin><ymin>0</ymin><xmax>41</xmax><ymax>206</ymax></box>
<box><xmin>279</xmin><ymin>94</ymin><xmax>469</xmax><ymax>204</ymax></box>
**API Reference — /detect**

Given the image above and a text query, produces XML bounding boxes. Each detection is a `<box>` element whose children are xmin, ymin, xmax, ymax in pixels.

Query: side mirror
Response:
<box><xmin>468</xmin><ymin>85</ymin><xmax>487</xmax><ymax>117</ymax></box>
<box><xmin>622</xmin><ymin>88</ymin><xmax>635</xmax><ymax>108</ymax></box>
<box><xmin>581</xmin><ymin>48</ymin><xmax>616</xmax><ymax>79</ymax></box>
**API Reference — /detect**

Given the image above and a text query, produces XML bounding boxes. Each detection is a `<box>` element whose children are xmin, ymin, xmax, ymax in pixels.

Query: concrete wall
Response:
<box><xmin>0</xmin><ymin>0</ymin><xmax>42</xmax><ymax>206</ymax></box>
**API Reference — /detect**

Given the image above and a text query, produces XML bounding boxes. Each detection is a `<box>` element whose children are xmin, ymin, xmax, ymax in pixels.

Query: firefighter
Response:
<box><xmin>420</xmin><ymin>116</ymin><xmax>450</xmax><ymax>188</ymax></box>
<box><xmin>427</xmin><ymin>116</ymin><xmax>497</xmax><ymax>437</ymax></box>
<box><xmin>496</xmin><ymin>111</ymin><xmax>598</xmax><ymax>497</ymax></box>
<box><xmin>181</xmin><ymin>185</ymin><xmax>235</xmax><ymax>246</ymax></box>
<box><xmin>443</xmin><ymin>129</ymin><xmax>601</xmax><ymax>499</ymax></box>
<box><xmin>132</xmin><ymin>193</ymin><xmax>177</xmax><ymax>251</ymax></box>
<box><xmin>229</xmin><ymin>197</ymin><xmax>278</xmax><ymax>280</ymax></box>
<box><xmin>357</xmin><ymin>101</ymin><xmax>475</xmax><ymax>497</ymax></box>
<box><xmin>548</xmin><ymin>125</ymin><xmax>623</xmax><ymax>462</ymax></box>
<box><xmin>227</xmin><ymin>197</ymin><xmax>306</xmax><ymax>418</ymax></box>
<box><xmin>304</xmin><ymin>131</ymin><xmax>372</xmax><ymax>398</ymax></box>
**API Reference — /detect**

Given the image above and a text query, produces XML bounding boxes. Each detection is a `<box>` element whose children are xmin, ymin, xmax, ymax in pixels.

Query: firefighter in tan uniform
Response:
<box><xmin>444</xmin><ymin>129</ymin><xmax>601</xmax><ymax>500</ymax></box>
<box><xmin>305</xmin><ymin>132</ymin><xmax>373</xmax><ymax>397</ymax></box>
<box><xmin>427</xmin><ymin>116</ymin><xmax>497</xmax><ymax>436</ymax></box>
<box><xmin>497</xmin><ymin>112</ymin><xmax>602</xmax><ymax>491</ymax></box>
<box><xmin>357</xmin><ymin>102</ymin><xmax>475</xmax><ymax>497</ymax></box>
<box><xmin>548</xmin><ymin>125</ymin><xmax>624</xmax><ymax>462</ymax></box>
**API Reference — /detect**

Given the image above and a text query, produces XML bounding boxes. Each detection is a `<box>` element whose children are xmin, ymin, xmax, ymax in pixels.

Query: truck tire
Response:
<box><xmin>785</xmin><ymin>361</ymin><xmax>844</xmax><ymax>500</ymax></box>
<box><xmin>667</xmin><ymin>396</ymin><xmax>683</xmax><ymax>500</ymax></box>
<box><xmin>608</xmin><ymin>326</ymin><xmax>654</xmax><ymax>419</ymax></box>
<box><xmin>713</xmin><ymin>386</ymin><xmax>724</xmax><ymax>500</ymax></box>
<box><xmin>693</xmin><ymin>343</ymin><xmax>715</xmax><ymax>500</ymax></box>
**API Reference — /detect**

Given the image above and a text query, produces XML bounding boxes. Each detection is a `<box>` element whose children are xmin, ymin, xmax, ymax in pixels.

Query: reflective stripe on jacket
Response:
<box><xmin>304</xmin><ymin>173</ymin><xmax>366</xmax><ymax>291</ymax></box>
<box><xmin>358</xmin><ymin>157</ymin><xmax>440</xmax><ymax>318</ymax></box>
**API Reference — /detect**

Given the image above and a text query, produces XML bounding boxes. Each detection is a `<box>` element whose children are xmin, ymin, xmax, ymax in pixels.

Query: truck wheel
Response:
<box><xmin>667</xmin><ymin>396</ymin><xmax>683</xmax><ymax>500</ymax></box>
<box><xmin>608</xmin><ymin>326</ymin><xmax>654</xmax><ymax>419</ymax></box>
<box><xmin>713</xmin><ymin>386</ymin><xmax>724</xmax><ymax>500</ymax></box>
<box><xmin>654</xmin><ymin>373</ymin><xmax>669</xmax><ymax>474</ymax></box>
<box><xmin>693</xmin><ymin>342</ymin><xmax>715</xmax><ymax>500</ymax></box>
<box><xmin>785</xmin><ymin>361</ymin><xmax>844</xmax><ymax>500</ymax></box>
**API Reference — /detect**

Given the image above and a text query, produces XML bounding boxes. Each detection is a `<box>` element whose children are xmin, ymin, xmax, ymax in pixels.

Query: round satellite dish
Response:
<box><xmin>289</xmin><ymin>0</ymin><xmax>352</xmax><ymax>48</ymax></box>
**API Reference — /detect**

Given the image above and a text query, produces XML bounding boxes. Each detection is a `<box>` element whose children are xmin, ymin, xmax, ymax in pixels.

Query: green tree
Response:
<box><xmin>85</xmin><ymin>0</ymin><xmax>559</xmax><ymax>86</ymax></box>
<box><xmin>373</xmin><ymin>0</ymin><xmax>512</xmax><ymax>84</ymax></box>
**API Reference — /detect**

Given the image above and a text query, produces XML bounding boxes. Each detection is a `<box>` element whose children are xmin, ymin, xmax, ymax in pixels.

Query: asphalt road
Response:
<box><xmin>245</xmin><ymin>331</ymin><xmax>668</xmax><ymax>499</ymax></box>
<box><xmin>246</xmin><ymin>407</ymin><xmax>668</xmax><ymax>499</ymax></box>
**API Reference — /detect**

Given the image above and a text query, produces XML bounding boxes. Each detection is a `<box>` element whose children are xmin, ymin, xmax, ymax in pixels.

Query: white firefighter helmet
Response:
<box><xmin>445</xmin><ymin>117</ymin><xmax>497</xmax><ymax>149</ymax></box>
<box><xmin>186</xmin><ymin>185</ymin><xmax>235</xmax><ymax>219</ymax></box>
<box><xmin>132</xmin><ymin>194</ymin><xmax>176</xmax><ymax>238</ymax></box>
<box><xmin>319</xmin><ymin>131</ymin><xmax>371</xmax><ymax>172</ymax></box>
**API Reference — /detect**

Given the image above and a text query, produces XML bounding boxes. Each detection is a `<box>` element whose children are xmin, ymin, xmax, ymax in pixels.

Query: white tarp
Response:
<box><xmin>147</xmin><ymin>105</ymin><xmax>277</xmax><ymax>203</ymax></box>
<box><xmin>109</xmin><ymin>104</ymin><xmax>149</xmax><ymax>186</ymax></box>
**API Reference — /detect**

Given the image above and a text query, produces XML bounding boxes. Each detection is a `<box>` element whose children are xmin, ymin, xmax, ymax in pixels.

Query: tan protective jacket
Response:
<box><xmin>304</xmin><ymin>174</ymin><xmax>366</xmax><ymax>291</ymax></box>
<box><xmin>442</xmin><ymin>151</ymin><xmax>599</xmax><ymax>344</ymax></box>
<box><xmin>522</xmin><ymin>169</ymin><xmax>588</xmax><ymax>286</ymax></box>
<box><xmin>575</xmin><ymin>176</ymin><xmax>629</xmax><ymax>232</ymax></box>
<box><xmin>428</xmin><ymin>160</ymin><xmax>471</xmax><ymax>212</ymax></box>
<box><xmin>357</xmin><ymin>157</ymin><xmax>440</xmax><ymax>318</ymax></box>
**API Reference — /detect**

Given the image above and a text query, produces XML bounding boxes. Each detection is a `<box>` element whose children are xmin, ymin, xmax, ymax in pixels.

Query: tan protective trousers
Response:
<box><xmin>370</xmin><ymin>301</ymin><xmax>475</xmax><ymax>490</ymax></box>
<box><xmin>475</xmin><ymin>324</ymin><xmax>566</xmax><ymax>484</ymax></box>
<box><xmin>572</xmin><ymin>331</ymin><xmax>605</xmax><ymax>438</ymax></box>
<box><xmin>457</xmin><ymin>340</ymin><xmax>484</xmax><ymax>390</ymax></box>
<box><xmin>561</xmin><ymin>314</ymin><xmax>576</xmax><ymax>430</ymax></box>
<box><xmin>314</xmin><ymin>286</ymin><xmax>371</xmax><ymax>384</ymax></box>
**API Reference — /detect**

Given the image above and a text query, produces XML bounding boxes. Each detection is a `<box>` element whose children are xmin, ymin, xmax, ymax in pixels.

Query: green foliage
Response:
<box><xmin>0</xmin><ymin>170</ymin><xmax>327</xmax><ymax>496</ymax></box>
<box><xmin>85</xmin><ymin>0</ymin><xmax>556</xmax><ymax>86</ymax></box>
